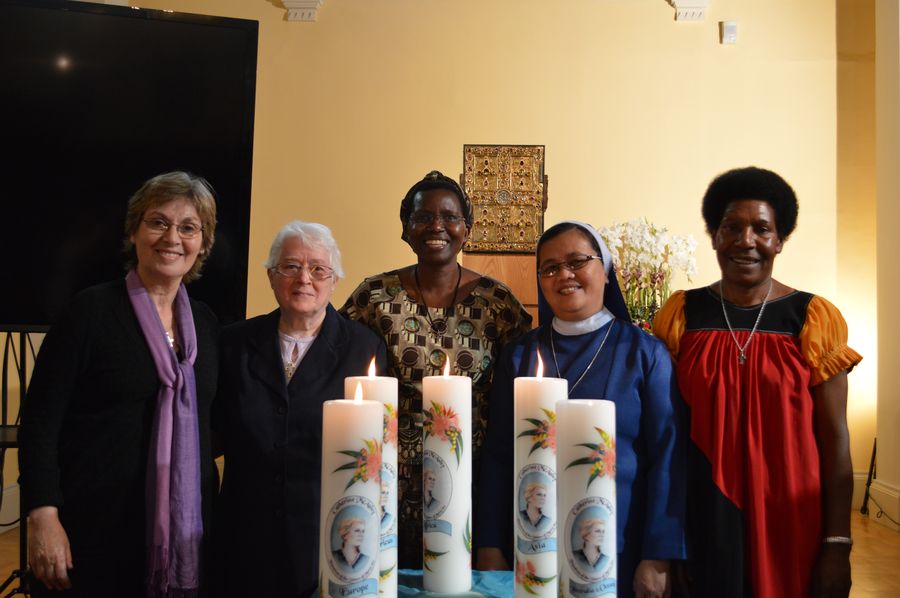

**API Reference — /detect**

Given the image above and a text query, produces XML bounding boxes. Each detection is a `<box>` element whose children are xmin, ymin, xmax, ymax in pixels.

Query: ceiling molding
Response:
<box><xmin>281</xmin><ymin>0</ymin><xmax>326</xmax><ymax>22</ymax></box>
<box><xmin>670</xmin><ymin>0</ymin><xmax>709</xmax><ymax>21</ymax></box>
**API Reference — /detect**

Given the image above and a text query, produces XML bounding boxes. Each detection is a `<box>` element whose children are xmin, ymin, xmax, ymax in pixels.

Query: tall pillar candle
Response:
<box><xmin>345</xmin><ymin>363</ymin><xmax>399</xmax><ymax>598</ymax></box>
<box><xmin>422</xmin><ymin>366</ymin><xmax>472</xmax><ymax>594</ymax></box>
<box><xmin>513</xmin><ymin>354</ymin><xmax>567</xmax><ymax>598</ymax></box>
<box><xmin>556</xmin><ymin>399</ymin><xmax>617</xmax><ymax>598</ymax></box>
<box><xmin>319</xmin><ymin>396</ymin><xmax>383</xmax><ymax>598</ymax></box>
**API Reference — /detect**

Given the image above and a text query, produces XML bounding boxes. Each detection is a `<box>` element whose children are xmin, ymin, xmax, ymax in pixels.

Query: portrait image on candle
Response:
<box><xmin>319</xmin><ymin>392</ymin><xmax>383</xmax><ymax>598</ymax></box>
<box><xmin>557</xmin><ymin>399</ymin><xmax>617</xmax><ymax>598</ymax></box>
<box><xmin>422</xmin><ymin>361</ymin><xmax>472</xmax><ymax>594</ymax></box>
<box><xmin>344</xmin><ymin>361</ymin><xmax>400</xmax><ymax>598</ymax></box>
<box><xmin>513</xmin><ymin>353</ymin><xmax>566</xmax><ymax>598</ymax></box>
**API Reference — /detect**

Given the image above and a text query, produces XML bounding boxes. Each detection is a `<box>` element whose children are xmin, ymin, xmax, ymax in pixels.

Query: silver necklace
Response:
<box><xmin>719</xmin><ymin>279</ymin><xmax>773</xmax><ymax>365</ymax></box>
<box><xmin>551</xmin><ymin>319</ymin><xmax>615</xmax><ymax>396</ymax></box>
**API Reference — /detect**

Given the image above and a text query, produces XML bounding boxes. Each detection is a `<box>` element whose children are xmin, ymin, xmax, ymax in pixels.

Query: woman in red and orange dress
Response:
<box><xmin>654</xmin><ymin>167</ymin><xmax>861</xmax><ymax>598</ymax></box>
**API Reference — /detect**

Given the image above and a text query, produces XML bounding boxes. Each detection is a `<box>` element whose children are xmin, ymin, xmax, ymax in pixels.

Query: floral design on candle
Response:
<box><xmin>463</xmin><ymin>515</ymin><xmax>472</xmax><ymax>554</ymax></box>
<box><xmin>423</xmin><ymin>539</ymin><xmax>448</xmax><ymax>572</ymax></box>
<box><xmin>379</xmin><ymin>564</ymin><xmax>395</xmax><ymax>583</ymax></box>
<box><xmin>335</xmin><ymin>438</ymin><xmax>382</xmax><ymax>491</ymax></box>
<box><xmin>518</xmin><ymin>407</ymin><xmax>557</xmax><ymax>455</ymax></box>
<box><xmin>383</xmin><ymin>402</ymin><xmax>398</xmax><ymax>446</ymax></box>
<box><xmin>565</xmin><ymin>427</ymin><xmax>616</xmax><ymax>490</ymax></box>
<box><xmin>516</xmin><ymin>558</ymin><xmax>556</xmax><ymax>594</ymax></box>
<box><xmin>423</xmin><ymin>401</ymin><xmax>463</xmax><ymax>466</ymax></box>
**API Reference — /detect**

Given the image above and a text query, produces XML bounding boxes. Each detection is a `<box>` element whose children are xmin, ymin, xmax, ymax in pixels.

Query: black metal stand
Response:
<box><xmin>860</xmin><ymin>437</ymin><xmax>877</xmax><ymax>516</ymax></box>
<box><xmin>0</xmin><ymin>328</ymin><xmax>43</xmax><ymax>597</ymax></box>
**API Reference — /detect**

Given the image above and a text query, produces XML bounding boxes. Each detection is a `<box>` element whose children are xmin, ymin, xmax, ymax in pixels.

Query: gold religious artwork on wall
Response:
<box><xmin>462</xmin><ymin>145</ymin><xmax>547</xmax><ymax>253</ymax></box>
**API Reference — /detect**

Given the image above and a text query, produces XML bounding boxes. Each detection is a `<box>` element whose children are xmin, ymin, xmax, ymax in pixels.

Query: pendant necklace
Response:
<box><xmin>719</xmin><ymin>279</ymin><xmax>773</xmax><ymax>365</ymax></box>
<box><xmin>413</xmin><ymin>264</ymin><xmax>462</xmax><ymax>336</ymax></box>
<box><xmin>551</xmin><ymin>319</ymin><xmax>615</xmax><ymax>396</ymax></box>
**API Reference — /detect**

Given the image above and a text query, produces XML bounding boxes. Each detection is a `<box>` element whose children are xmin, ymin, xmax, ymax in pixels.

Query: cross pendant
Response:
<box><xmin>738</xmin><ymin>351</ymin><xmax>746</xmax><ymax>365</ymax></box>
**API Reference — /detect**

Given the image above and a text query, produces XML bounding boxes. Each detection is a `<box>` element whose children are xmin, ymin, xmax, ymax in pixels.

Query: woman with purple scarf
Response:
<box><xmin>19</xmin><ymin>171</ymin><xmax>220</xmax><ymax>597</ymax></box>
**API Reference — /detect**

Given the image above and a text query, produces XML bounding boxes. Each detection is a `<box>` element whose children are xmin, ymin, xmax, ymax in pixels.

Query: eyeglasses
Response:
<box><xmin>142</xmin><ymin>217</ymin><xmax>203</xmax><ymax>239</ymax></box>
<box><xmin>271</xmin><ymin>263</ymin><xmax>335</xmax><ymax>281</ymax></box>
<box><xmin>537</xmin><ymin>255</ymin><xmax>603</xmax><ymax>278</ymax></box>
<box><xmin>408</xmin><ymin>212</ymin><xmax>464</xmax><ymax>226</ymax></box>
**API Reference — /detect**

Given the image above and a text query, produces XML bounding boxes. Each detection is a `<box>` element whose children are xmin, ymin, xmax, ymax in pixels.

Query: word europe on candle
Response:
<box><xmin>319</xmin><ymin>387</ymin><xmax>383</xmax><ymax>598</ymax></box>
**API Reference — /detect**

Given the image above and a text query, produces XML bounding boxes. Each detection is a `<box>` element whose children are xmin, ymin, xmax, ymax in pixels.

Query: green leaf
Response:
<box><xmin>517</xmin><ymin>430</ymin><xmax>538</xmax><ymax>439</ymax></box>
<box><xmin>333</xmin><ymin>463</ymin><xmax>359</xmax><ymax>473</ymax></box>
<box><xmin>528</xmin><ymin>441</ymin><xmax>544</xmax><ymax>456</ymax></box>
<box><xmin>565</xmin><ymin>457</ymin><xmax>595</xmax><ymax>469</ymax></box>
<box><xmin>336</xmin><ymin>450</ymin><xmax>361</xmax><ymax>457</ymax></box>
<box><xmin>574</xmin><ymin>442</ymin><xmax>600</xmax><ymax>450</ymax></box>
<box><xmin>523</xmin><ymin>418</ymin><xmax>543</xmax><ymax>426</ymax></box>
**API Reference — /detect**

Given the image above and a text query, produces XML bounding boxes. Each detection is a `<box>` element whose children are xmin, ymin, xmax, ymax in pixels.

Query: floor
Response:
<box><xmin>0</xmin><ymin>513</ymin><xmax>896</xmax><ymax>595</ymax></box>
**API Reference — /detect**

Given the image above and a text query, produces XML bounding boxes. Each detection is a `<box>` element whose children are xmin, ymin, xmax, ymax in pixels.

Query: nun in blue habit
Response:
<box><xmin>476</xmin><ymin>221</ymin><xmax>687</xmax><ymax>597</ymax></box>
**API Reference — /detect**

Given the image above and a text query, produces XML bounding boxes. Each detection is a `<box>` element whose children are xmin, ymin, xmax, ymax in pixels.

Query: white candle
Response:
<box><xmin>513</xmin><ymin>353</ymin><xmax>567</xmax><ymax>597</ymax></box>
<box><xmin>319</xmin><ymin>389</ymin><xmax>383</xmax><ymax>598</ymax></box>
<box><xmin>422</xmin><ymin>361</ymin><xmax>472</xmax><ymax>594</ymax></box>
<box><xmin>556</xmin><ymin>399</ymin><xmax>617</xmax><ymax>598</ymax></box>
<box><xmin>344</xmin><ymin>360</ymin><xmax>399</xmax><ymax>598</ymax></box>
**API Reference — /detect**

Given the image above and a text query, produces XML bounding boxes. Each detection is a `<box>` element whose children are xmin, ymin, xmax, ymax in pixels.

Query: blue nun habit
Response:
<box><xmin>476</xmin><ymin>221</ymin><xmax>686</xmax><ymax>595</ymax></box>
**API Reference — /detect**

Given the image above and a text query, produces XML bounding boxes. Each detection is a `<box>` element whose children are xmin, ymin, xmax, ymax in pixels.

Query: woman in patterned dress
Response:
<box><xmin>654</xmin><ymin>167</ymin><xmax>861</xmax><ymax>597</ymax></box>
<box><xmin>340</xmin><ymin>170</ymin><xmax>532</xmax><ymax>567</ymax></box>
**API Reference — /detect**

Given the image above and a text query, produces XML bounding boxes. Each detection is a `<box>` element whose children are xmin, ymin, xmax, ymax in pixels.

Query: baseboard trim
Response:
<box><xmin>868</xmin><ymin>480</ymin><xmax>900</xmax><ymax>531</ymax></box>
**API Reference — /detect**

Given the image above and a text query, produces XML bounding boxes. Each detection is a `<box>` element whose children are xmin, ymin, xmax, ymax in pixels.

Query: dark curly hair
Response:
<box><xmin>399</xmin><ymin>170</ymin><xmax>473</xmax><ymax>243</ymax></box>
<box><xmin>701</xmin><ymin>166</ymin><xmax>799</xmax><ymax>241</ymax></box>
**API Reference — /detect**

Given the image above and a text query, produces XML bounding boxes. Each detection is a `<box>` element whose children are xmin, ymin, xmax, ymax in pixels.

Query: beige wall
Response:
<box><xmin>125</xmin><ymin>1</ymin><xmax>881</xmax><ymax>488</ymax></box>
<box><xmin>875</xmin><ymin>0</ymin><xmax>900</xmax><ymax>529</ymax></box>
<box><xmin>837</xmin><ymin>0</ymin><xmax>879</xmax><ymax>505</ymax></box>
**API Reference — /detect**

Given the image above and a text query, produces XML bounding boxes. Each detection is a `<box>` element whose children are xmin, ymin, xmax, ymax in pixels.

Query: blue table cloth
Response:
<box><xmin>314</xmin><ymin>570</ymin><xmax>513</xmax><ymax>597</ymax></box>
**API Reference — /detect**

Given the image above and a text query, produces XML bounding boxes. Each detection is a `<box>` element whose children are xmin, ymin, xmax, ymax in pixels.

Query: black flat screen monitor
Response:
<box><xmin>0</xmin><ymin>0</ymin><xmax>257</xmax><ymax>328</ymax></box>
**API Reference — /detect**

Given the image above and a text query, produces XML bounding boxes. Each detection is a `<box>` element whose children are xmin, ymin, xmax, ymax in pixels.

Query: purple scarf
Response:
<box><xmin>126</xmin><ymin>270</ymin><xmax>203</xmax><ymax>597</ymax></box>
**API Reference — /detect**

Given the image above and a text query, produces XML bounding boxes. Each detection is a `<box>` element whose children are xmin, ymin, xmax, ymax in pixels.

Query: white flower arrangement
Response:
<box><xmin>598</xmin><ymin>218</ymin><xmax>697</xmax><ymax>330</ymax></box>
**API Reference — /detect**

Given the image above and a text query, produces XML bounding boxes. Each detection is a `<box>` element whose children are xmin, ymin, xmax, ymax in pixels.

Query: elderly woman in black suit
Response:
<box><xmin>20</xmin><ymin>171</ymin><xmax>219</xmax><ymax>597</ymax></box>
<box><xmin>214</xmin><ymin>221</ymin><xmax>389</xmax><ymax>598</ymax></box>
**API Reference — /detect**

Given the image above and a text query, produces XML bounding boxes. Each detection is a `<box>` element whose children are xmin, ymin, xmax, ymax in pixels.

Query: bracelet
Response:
<box><xmin>822</xmin><ymin>536</ymin><xmax>853</xmax><ymax>546</ymax></box>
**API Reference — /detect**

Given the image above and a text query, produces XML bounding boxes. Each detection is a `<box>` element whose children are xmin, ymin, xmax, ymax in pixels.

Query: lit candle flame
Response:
<box><xmin>368</xmin><ymin>357</ymin><xmax>376</xmax><ymax>377</ymax></box>
<box><xmin>443</xmin><ymin>360</ymin><xmax>451</xmax><ymax>377</ymax></box>
<box><xmin>354</xmin><ymin>382</ymin><xmax>363</xmax><ymax>403</ymax></box>
<box><xmin>536</xmin><ymin>352</ymin><xmax>544</xmax><ymax>379</ymax></box>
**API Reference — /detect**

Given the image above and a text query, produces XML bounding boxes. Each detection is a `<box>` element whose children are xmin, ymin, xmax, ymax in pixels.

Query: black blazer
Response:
<box><xmin>214</xmin><ymin>304</ymin><xmax>389</xmax><ymax>597</ymax></box>
<box><xmin>19</xmin><ymin>279</ymin><xmax>219</xmax><ymax>594</ymax></box>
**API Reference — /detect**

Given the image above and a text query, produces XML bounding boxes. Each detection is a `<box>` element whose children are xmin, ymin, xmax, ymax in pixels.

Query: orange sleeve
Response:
<box><xmin>799</xmin><ymin>295</ymin><xmax>863</xmax><ymax>386</ymax></box>
<box><xmin>652</xmin><ymin>290</ymin><xmax>687</xmax><ymax>360</ymax></box>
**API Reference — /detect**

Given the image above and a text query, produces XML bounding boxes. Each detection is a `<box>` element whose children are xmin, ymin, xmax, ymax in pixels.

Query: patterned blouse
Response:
<box><xmin>340</xmin><ymin>271</ymin><xmax>532</xmax><ymax>567</ymax></box>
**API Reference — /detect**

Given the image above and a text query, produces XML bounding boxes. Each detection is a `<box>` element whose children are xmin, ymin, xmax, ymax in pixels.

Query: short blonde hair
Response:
<box><xmin>524</xmin><ymin>482</ymin><xmax>547</xmax><ymax>503</ymax></box>
<box><xmin>579</xmin><ymin>517</ymin><xmax>604</xmax><ymax>541</ymax></box>
<box><xmin>122</xmin><ymin>171</ymin><xmax>217</xmax><ymax>283</ymax></box>
<box><xmin>338</xmin><ymin>517</ymin><xmax>365</xmax><ymax>541</ymax></box>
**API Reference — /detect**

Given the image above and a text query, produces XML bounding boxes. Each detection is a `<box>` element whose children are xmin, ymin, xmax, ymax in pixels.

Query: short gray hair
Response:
<box><xmin>264</xmin><ymin>221</ymin><xmax>344</xmax><ymax>279</ymax></box>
